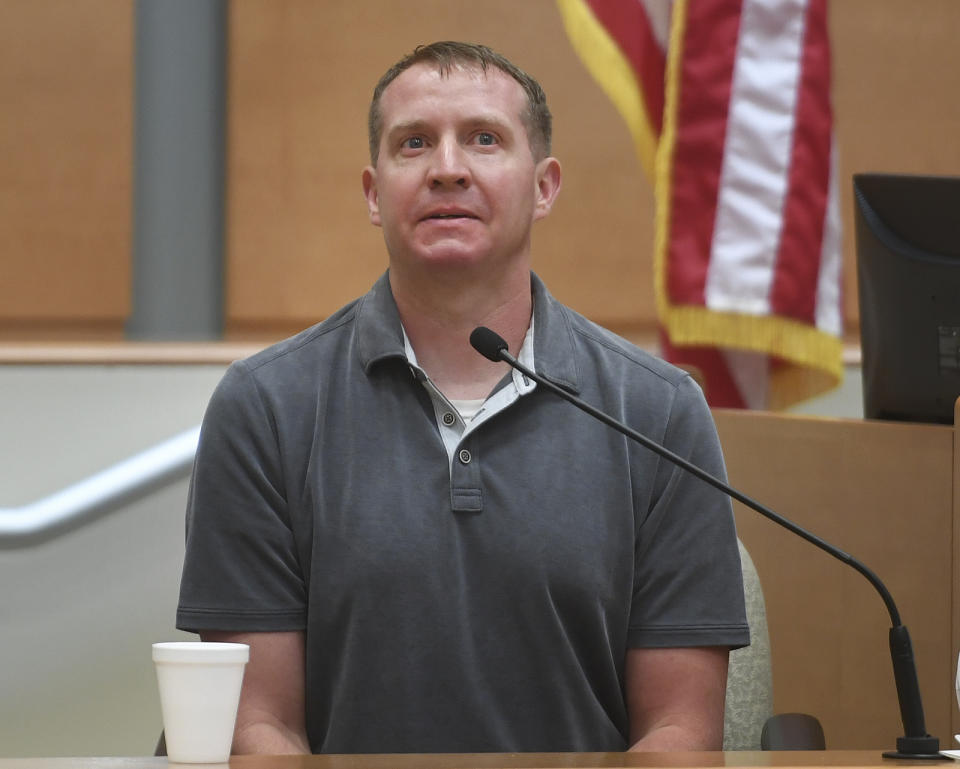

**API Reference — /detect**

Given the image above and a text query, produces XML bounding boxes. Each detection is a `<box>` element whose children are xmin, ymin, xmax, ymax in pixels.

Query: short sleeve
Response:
<box><xmin>176</xmin><ymin>360</ymin><xmax>306</xmax><ymax>632</ymax></box>
<box><xmin>627</xmin><ymin>375</ymin><xmax>750</xmax><ymax>649</ymax></box>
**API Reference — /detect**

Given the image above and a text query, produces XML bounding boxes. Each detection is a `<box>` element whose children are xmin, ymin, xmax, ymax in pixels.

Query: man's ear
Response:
<box><xmin>361</xmin><ymin>166</ymin><xmax>382</xmax><ymax>227</ymax></box>
<box><xmin>533</xmin><ymin>157</ymin><xmax>562</xmax><ymax>221</ymax></box>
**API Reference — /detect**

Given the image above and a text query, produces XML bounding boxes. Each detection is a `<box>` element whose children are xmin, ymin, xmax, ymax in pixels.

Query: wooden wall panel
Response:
<box><xmin>714</xmin><ymin>409</ymin><xmax>955</xmax><ymax>750</ymax></box>
<box><xmin>1</xmin><ymin>1</ymin><xmax>958</xmax><ymax>341</ymax></box>
<box><xmin>0</xmin><ymin>0</ymin><xmax>132</xmax><ymax>339</ymax></box>
<box><xmin>225</xmin><ymin>0</ymin><xmax>960</xmax><ymax>341</ymax></box>
<box><xmin>832</xmin><ymin>0</ymin><xmax>960</xmax><ymax>327</ymax></box>
<box><xmin>224</xmin><ymin>0</ymin><xmax>654</xmax><ymax>338</ymax></box>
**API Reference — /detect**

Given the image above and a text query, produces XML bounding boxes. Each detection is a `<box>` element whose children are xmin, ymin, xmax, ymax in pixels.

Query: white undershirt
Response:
<box><xmin>449</xmin><ymin>397</ymin><xmax>486</xmax><ymax>422</ymax></box>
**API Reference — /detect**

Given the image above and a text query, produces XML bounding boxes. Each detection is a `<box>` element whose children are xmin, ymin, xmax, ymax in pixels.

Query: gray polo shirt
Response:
<box><xmin>177</xmin><ymin>271</ymin><xmax>748</xmax><ymax>753</ymax></box>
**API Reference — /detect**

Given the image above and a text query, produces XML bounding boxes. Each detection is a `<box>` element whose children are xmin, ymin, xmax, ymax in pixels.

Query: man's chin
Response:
<box><xmin>390</xmin><ymin>236</ymin><xmax>526</xmax><ymax>277</ymax></box>
<box><xmin>409</xmin><ymin>243</ymin><xmax>491</xmax><ymax>269</ymax></box>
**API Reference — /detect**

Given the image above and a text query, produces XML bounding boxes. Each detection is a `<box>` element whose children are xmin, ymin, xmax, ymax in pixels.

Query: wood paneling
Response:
<box><xmin>223</xmin><ymin>0</ymin><xmax>960</xmax><ymax>340</ymax></box>
<box><xmin>224</xmin><ymin>0</ymin><xmax>652</xmax><ymax>338</ymax></box>
<box><xmin>831</xmin><ymin>0</ymin><xmax>960</xmax><ymax>327</ymax></box>
<box><xmin>2</xmin><ymin>1</ymin><xmax>960</xmax><ymax>342</ymax></box>
<box><xmin>714</xmin><ymin>409</ymin><xmax>955</xmax><ymax>749</ymax></box>
<box><xmin>0</xmin><ymin>0</ymin><xmax>132</xmax><ymax>339</ymax></box>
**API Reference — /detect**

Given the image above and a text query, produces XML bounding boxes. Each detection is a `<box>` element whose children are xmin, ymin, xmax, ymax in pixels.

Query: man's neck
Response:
<box><xmin>389</xmin><ymin>266</ymin><xmax>532</xmax><ymax>401</ymax></box>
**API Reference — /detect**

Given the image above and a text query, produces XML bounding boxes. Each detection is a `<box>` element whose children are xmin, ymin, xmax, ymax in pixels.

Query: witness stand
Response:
<box><xmin>713</xmin><ymin>400</ymin><xmax>960</xmax><ymax>749</ymax></box>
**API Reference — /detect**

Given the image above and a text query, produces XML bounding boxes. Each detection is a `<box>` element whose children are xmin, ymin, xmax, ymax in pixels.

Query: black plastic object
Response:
<box><xmin>761</xmin><ymin>713</ymin><xmax>826</xmax><ymax>751</ymax></box>
<box><xmin>854</xmin><ymin>173</ymin><xmax>960</xmax><ymax>424</ymax></box>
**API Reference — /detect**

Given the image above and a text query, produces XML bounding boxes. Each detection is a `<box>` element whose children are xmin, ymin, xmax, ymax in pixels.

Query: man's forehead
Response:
<box><xmin>381</xmin><ymin>61</ymin><xmax>524</xmax><ymax>106</ymax></box>
<box><xmin>397</xmin><ymin>60</ymin><xmax>489</xmax><ymax>83</ymax></box>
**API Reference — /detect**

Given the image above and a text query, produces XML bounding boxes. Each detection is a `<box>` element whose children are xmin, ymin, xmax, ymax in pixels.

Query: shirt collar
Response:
<box><xmin>529</xmin><ymin>272</ymin><xmax>581</xmax><ymax>394</ymax></box>
<box><xmin>356</xmin><ymin>270</ymin><xmax>581</xmax><ymax>394</ymax></box>
<box><xmin>401</xmin><ymin>315</ymin><xmax>535</xmax><ymax>375</ymax></box>
<box><xmin>355</xmin><ymin>272</ymin><xmax>407</xmax><ymax>371</ymax></box>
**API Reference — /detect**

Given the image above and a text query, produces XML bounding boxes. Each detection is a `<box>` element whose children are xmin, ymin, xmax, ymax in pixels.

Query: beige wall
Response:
<box><xmin>2</xmin><ymin>0</ymin><xmax>960</xmax><ymax>340</ymax></box>
<box><xmin>0</xmin><ymin>364</ymin><xmax>223</xmax><ymax>757</ymax></box>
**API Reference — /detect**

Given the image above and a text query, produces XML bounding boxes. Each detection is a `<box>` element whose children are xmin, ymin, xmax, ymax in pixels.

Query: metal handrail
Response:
<box><xmin>0</xmin><ymin>426</ymin><xmax>200</xmax><ymax>548</ymax></box>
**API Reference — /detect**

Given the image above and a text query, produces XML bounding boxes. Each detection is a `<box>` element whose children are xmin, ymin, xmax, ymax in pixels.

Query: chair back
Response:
<box><xmin>723</xmin><ymin>540</ymin><xmax>774</xmax><ymax>750</ymax></box>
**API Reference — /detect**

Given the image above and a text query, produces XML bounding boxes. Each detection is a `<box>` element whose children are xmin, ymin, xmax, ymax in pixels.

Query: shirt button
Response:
<box><xmin>458</xmin><ymin>449</ymin><xmax>472</xmax><ymax>465</ymax></box>
<box><xmin>442</xmin><ymin>412</ymin><xmax>456</xmax><ymax>426</ymax></box>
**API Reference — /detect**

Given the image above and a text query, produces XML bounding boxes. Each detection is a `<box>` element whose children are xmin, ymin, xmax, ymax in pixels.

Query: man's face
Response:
<box><xmin>362</xmin><ymin>63</ymin><xmax>560</xmax><ymax>277</ymax></box>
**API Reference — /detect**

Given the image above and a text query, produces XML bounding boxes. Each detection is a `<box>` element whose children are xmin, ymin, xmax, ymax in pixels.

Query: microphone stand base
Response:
<box><xmin>882</xmin><ymin>735</ymin><xmax>942</xmax><ymax>759</ymax></box>
<box><xmin>880</xmin><ymin>752</ymin><xmax>944</xmax><ymax>760</ymax></box>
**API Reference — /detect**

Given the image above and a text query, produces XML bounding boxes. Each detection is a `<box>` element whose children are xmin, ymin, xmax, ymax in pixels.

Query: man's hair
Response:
<box><xmin>367</xmin><ymin>41</ymin><xmax>552</xmax><ymax>165</ymax></box>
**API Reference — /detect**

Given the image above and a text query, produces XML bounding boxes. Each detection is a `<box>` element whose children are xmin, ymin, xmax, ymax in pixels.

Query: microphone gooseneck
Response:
<box><xmin>469</xmin><ymin>325</ymin><xmax>941</xmax><ymax>759</ymax></box>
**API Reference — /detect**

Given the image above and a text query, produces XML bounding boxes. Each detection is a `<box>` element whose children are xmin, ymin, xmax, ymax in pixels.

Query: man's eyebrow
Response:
<box><xmin>384</xmin><ymin>114</ymin><xmax>517</xmax><ymax>141</ymax></box>
<box><xmin>461</xmin><ymin>113</ymin><xmax>515</xmax><ymax>132</ymax></box>
<box><xmin>386</xmin><ymin>120</ymin><xmax>430</xmax><ymax>139</ymax></box>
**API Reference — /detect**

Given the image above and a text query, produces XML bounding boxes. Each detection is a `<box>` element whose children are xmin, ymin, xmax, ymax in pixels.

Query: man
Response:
<box><xmin>177</xmin><ymin>41</ymin><xmax>748</xmax><ymax>755</ymax></box>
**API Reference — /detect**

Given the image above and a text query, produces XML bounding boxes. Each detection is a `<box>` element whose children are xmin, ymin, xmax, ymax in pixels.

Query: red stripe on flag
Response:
<box><xmin>768</xmin><ymin>0</ymin><xmax>832</xmax><ymax>323</ymax></box>
<box><xmin>584</xmin><ymin>0</ymin><xmax>667</xmax><ymax>135</ymax></box>
<box><xmin>665</xmin><ymin>0</ymin><xmax>743</xmax><ymax>306</ymax></box>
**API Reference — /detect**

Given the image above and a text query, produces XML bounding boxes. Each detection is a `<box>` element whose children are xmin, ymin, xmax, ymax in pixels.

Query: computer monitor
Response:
<box><xmin>853</xmin><ymin>173</ymin><xmax>960</xmax><ymax>424</ymax></box>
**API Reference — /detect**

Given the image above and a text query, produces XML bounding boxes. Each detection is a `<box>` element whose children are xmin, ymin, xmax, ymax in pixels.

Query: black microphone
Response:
<box><xmin>470</xmin><ymin>325</ymin><xmax>941</xmax><ymax>759</ymax></box>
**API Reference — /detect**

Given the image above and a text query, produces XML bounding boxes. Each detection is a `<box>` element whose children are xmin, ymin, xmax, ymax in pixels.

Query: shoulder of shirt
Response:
<box><xmin>231</xmin><ymin>298</ymin><xmax>362</xmax><ymax>375</ymax></box>
<box><xmin>555</xmin><ymin>302</ymin><xmax>692</xmax><ymax>390</ymax></box>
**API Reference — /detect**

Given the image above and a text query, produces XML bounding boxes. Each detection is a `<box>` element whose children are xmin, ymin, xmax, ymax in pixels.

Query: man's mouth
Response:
<box><xmin>422</xmin><ymin>211</ymin><xmax>478</xmax><ymax>221</ymax></box>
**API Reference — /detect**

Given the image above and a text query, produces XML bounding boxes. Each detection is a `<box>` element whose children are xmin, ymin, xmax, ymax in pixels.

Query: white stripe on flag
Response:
<box><xmin>815</xmin><ymin>138</ymin><xmax>843</xmax><ymax>336</ymax></box>
<box><xmin>638</xmin><ymin>0</ymin><xmax>673</xmax><ymax>52</ymax></box>
<box><xmin>723</xmin><ymin>348</ymin><xmax>770</xmax><ymax>409</ymax></box>
<box><xmin>705</xmin><ymin>0</ymin><xmax>808</xmax><ymax>315</ymax></box>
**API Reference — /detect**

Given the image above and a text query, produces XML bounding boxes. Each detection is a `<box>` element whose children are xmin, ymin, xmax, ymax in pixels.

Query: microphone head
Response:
<box><xmin>470</xmin><ymin>326</ymin><xmax>509</xmax><ymax>362</ymax></box>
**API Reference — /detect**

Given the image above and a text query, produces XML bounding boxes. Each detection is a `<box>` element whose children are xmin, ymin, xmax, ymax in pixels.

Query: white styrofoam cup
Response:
<box><xmin>153</xmin><ymin>642</ymin><xmax>249</xmax><ymax>764</ymax></box>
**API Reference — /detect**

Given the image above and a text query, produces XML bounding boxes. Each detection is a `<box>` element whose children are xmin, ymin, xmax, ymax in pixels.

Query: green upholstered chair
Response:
<box><xmin>724</xmin><ymin>540</ymin><xmax>825</xmax><ymax>750</ymax></box>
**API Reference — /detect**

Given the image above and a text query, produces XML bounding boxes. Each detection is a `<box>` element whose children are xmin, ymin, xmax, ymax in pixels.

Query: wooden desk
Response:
<box><xmin>0</xmin><ymin>752</ymin><xmax>954</xmax><ymax>769</ymax></box>
<box><xmin>712</xmin><ymin>407</ymin><xmax>959</xmax><ymax>749</ymax></box>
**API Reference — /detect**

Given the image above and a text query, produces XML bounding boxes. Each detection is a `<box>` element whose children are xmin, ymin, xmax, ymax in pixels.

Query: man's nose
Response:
<box><xmin>428</xmin><ymin>138</ymin><xmax>471</xmax><ymax>188</ymax></box>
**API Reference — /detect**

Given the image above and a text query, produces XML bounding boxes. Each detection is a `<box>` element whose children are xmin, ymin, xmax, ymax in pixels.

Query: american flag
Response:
<box><xmin>558</xmin><ymin>0</ymin><xmax>844</xmax><ymax>409</ymax></box>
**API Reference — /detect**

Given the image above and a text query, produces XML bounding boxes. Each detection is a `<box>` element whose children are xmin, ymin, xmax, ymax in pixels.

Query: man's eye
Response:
<box><xmin>475</xmin><ymin>132</ymin><xmax>497</xmax><ymax>146</ymax></box>
<box><xmin>403</xmin><ymin>137</ymin><xmax>425</xmax><ymax>150</ymax></box>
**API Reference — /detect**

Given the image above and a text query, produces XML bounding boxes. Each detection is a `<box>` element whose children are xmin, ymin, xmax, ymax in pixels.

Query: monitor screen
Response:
<box><xmin>853</xmin><ymin>173</ymin><xmax>960</xmax><ymax>424</ymax></box>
